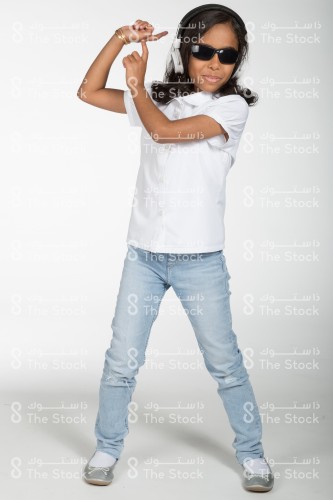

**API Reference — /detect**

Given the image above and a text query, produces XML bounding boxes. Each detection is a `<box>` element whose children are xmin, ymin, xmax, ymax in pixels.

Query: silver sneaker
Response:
<box><xmin>242</xmin><ymin>460</ymin><xmax>274</xmax><ymax>492</ymax></box>
<box><xmin>82</xmin><ymin>455</ymin><xmax>118</xmax><ymax>486</ymax></box>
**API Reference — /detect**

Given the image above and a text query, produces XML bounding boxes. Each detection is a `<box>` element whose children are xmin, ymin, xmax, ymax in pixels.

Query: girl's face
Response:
<box><xmin>188</xmin><ymin>22</ymin><xmax>239</xmax><ymax>92</ymax></box>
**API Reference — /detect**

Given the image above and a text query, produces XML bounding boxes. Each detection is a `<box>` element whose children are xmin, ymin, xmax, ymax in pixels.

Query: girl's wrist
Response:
<box><xmin>111</xmin><ymin>32</ymin><xmax>125</xmax><ymax>47</ymax></box>
<box><xmin>114</xmin><ymin>27</ymin><xmax>130</xmax><ymax>45</ymax></box>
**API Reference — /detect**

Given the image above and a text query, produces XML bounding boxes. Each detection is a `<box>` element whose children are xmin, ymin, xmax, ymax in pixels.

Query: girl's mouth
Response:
<box><xmin>202</xmin><ymin>75</ymin><xmax>222</xmax><ymax>83</ymax></box>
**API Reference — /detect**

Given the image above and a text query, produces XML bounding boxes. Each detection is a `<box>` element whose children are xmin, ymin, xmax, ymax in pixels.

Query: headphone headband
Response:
<box><xmin>176</xmin><ymin>3</ymin><xmax>246</xmax><ymax>40</ymax></box>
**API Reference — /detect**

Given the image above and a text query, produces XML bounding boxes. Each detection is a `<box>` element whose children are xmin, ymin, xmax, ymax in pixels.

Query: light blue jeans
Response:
<box><xmin>94</xmin><ymin>244</ymin><xmax>264</xmax><ymax>466</ymax></box>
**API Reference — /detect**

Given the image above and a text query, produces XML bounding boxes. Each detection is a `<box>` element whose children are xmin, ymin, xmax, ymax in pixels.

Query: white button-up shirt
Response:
<box><xmin>123</xmin><ymin>82</ymin><xmax>249</xmax><ymax>253</ymax></box>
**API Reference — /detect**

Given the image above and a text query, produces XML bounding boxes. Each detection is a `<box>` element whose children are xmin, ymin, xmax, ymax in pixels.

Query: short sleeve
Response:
<box><xmin>123</xmin><ymin>81</ymin><xmax>153</xmax><ymax>127</ymax></box>
<box><xmin>201</xmin><ymin>95</ymin><xmax>249</xmax><ymax>152</ymax></box>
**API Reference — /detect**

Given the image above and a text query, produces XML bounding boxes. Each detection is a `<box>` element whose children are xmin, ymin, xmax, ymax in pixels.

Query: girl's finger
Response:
<box><xmin>133</xmin><ymin>20</ymin><xmax>153</xmax><ymax>30</ymax></box>
<box><xmin>146</xmin><ymin>31</ymin><xmax>168</xmax><ymax>41</ymax></box>
<box><xmin>131</xmin><ymin>51</ymin><xmax>141</xmax><ymax>61</ymax></box>
<box><xmin>141</xmin><ymin>40</ymin><xmax>148</xmax><ymax>62</ymax></box>
<box><xmin>134</xmin><ymin>19</ymin><xmax>152</xmax><ymax>25</ymax></box>
<box><xmin>133</xmin><ymin>20</ymin><xmax>144</xmax><ymax>29</ymax></box>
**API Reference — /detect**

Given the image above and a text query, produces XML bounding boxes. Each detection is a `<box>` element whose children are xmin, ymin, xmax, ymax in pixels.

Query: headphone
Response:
<box><xmin>170</xmin><ymin>3</ymin><xmax>246</xmax><ymax>75</ymax></box>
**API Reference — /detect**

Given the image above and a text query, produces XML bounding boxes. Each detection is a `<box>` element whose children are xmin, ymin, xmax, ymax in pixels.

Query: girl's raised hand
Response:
<box><xmin>122</xmin><ymin>40</ymin><xmax>149</xmax><ymax>91</ymax></box>
<box><xmin>120</xmin><ymin>20</ymin><xmax>168</xmax><ymax>44</ymax></box>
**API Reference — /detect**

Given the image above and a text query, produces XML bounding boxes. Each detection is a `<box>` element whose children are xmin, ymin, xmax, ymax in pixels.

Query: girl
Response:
<box><xmin>78</xmin><ymin>4</ymin><xmax>274</xmax><ymax>493</ymax></box>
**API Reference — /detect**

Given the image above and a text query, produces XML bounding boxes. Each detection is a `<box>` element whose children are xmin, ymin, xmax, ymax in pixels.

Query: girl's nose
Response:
<box><xmin>208</xmin><ymin>53</ymin><xmax>221</xmax><ymax>68</ymax></box>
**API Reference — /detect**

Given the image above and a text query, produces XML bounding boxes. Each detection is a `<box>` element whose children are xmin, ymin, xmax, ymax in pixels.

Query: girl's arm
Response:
<box><xmin>131</xmin><ymin>85</ymin><xmax>229</xmax><ymax>143</ymax></box>
<box><xmin>77</xmin><ymin>21</ymin><xmax>168</xmax><ymax>114</ymax></box>
<box><xmin>77</xmin><ymin>33</ymin><xmax>127</xmax><ymax>113</ymax></box>
<box><xmin>124</xmin><ymin>42</ymin><xmax>231</xmax><ymax>144</ymax></box>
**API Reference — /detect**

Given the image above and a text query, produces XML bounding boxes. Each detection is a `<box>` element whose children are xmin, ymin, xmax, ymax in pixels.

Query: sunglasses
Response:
<box><xmin>191</xmin><ymin>43</ymin><xmax>239</xmax><ymax>64</ymax></box>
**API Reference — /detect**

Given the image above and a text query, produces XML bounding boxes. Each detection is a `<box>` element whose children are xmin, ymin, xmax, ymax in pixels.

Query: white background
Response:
<box><xmin>0</xmin><ymin>0</ymin><xmax>331</xmax><ymax>498</ymax></box>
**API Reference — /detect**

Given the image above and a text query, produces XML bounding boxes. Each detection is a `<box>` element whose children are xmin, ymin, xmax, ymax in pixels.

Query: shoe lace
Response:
<box><xmin>87</xmin><ymin>466</ymin><xmax>111</xmax><ymax>475</ymax></box>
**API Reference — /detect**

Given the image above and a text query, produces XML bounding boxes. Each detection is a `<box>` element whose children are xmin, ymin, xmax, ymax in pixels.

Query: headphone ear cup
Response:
<box><xmin>171</xmin><ymin>37</ymin><xmax>184</xmax><ymax>74</ymax></box>
<box><xmin>171</xmin><ymin>48</ymin><xmax>184</xmax><ymax>74</ymax></box>
<box><xmin>173</xmin><ymin>37</ymin><xmax>181</xmax><ymax>49</ymax></box>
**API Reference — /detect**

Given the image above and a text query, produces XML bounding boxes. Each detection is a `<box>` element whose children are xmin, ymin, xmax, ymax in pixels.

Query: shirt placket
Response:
<box><xmin>155</xmin><ymin>100</ymin><xmax>182</xmax><ymax>244</ymax></box>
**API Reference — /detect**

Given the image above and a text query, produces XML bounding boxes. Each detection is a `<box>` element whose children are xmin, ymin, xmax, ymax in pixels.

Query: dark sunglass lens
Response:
<box><xmin>191</xmin><ymin>44</ymin><xmax>213</xmax><ymax>60</ymax></box>
<box><xmin>219</xmin><ymin>49</ymin><xmax>238</xmax><ymax>64</ymax></box>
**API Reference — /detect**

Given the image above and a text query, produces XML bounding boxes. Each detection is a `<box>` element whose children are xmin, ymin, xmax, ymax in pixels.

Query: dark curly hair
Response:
<box><xmin>150</xmin><ymin>7</ymin><xmax>258</xmax><ymax>106</ymax></box>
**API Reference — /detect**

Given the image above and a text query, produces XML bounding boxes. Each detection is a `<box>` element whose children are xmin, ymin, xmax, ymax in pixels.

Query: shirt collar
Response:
<box><xmin>173</xmin><ymin>90</ymin><xmax>217</xmax><ymax>107</ymax></box>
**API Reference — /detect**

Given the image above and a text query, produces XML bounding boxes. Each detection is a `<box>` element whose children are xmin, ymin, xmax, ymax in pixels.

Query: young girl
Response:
<box><xmin>78</xmin><ymin>5</ymin><xmax>274</xmax><ymax>493</ymax></box>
